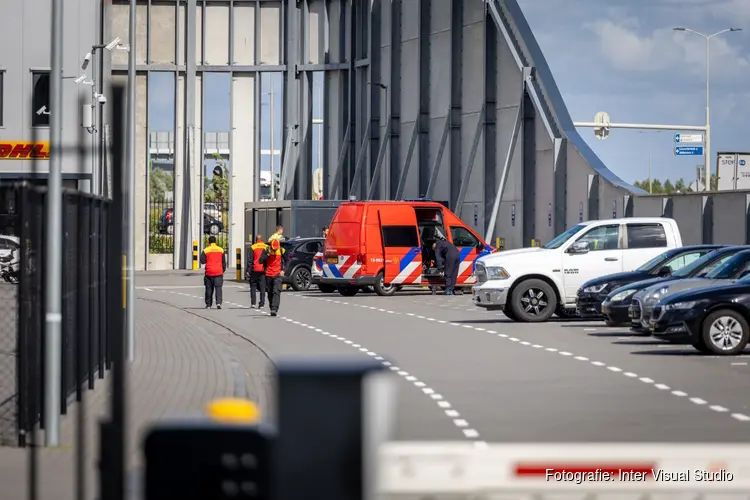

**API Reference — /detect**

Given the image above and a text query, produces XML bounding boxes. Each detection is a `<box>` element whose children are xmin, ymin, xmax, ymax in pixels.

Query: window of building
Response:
<box><xmin>32</xmin><ymin>71</ymin><xmax>51</xmax><ymax>127</ymax></box>
<box><xmin>382</xmin><ymin>226</ymin><xmax>419</xmax><ymax>247</ymax></box>
<box><xmin>627</xmin><ymin>223</ymin><xmax>667</xmax><ymax>249</ymax></box>
<box><xmin>450</xmin><ymin>226</ymin><xmax>480</xmax><ymax>248</ymax></box>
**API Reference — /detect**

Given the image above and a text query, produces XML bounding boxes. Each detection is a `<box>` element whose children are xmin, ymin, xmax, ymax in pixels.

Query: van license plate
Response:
<box><xmin>327</xmin><ymin>257</ymin><xmax>338</xmax><ymax>264</ymax></box>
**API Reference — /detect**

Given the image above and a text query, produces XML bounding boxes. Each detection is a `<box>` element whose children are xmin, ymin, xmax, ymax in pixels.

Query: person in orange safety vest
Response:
<box><xmin>259</xmin><ymin>237</ymin><xmax>288</xmax><ymax>317</ymax></box>
<box><xmin>246</xmin><ymin>234</ymin><xmax>268</xmax><ymax>309</ymax></box>
<box><xmin>200</xmin><ymin>235</ymin><xmax>227</xmax><ymax>309</ymax></box>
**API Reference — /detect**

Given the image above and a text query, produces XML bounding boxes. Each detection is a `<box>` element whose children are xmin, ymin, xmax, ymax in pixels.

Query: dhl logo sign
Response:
<box><xmin>0</xmin><ymin>142</ymin><xmax>50</xmax><ymax>160</ymax></box>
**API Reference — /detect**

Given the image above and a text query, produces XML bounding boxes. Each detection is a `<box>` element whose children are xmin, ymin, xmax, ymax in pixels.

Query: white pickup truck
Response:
<box><xmin>472</xmin><ymin>217</ymin><xmax>683</xmax><ymax>322</ymax></box>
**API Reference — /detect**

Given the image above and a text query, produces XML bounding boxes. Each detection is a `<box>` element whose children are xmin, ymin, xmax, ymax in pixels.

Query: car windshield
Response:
<box><xmin>636</xmin><ymin>251</ymin><xmax>672</xmax><ymax>272</ymax></box>
<box><xmin>705</xmin><ymin>252</ymin><xmax>750</xmax><ymax>279</ymax></box>
<box><xmin>542</xmin><ymin>224</ymin><xmax>586</xmax><ymax>249</ymax></box>
<box><xmin>673</xmin><ymin>250</ymin><xmax>727</xmax><ymax>277</ymax></box>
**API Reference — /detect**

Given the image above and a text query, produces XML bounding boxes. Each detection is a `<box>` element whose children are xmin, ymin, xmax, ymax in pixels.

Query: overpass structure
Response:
<box><xmin>108</xmin><ymin>0</ymin><xmax>644</xmax><ymax>270</ymax></box>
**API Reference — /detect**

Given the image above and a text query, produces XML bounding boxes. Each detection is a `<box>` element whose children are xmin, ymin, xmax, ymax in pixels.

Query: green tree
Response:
<box><xmin>150</xmin><ymin>163</ymin><xmax>174</xmax><ymax>202</ymax></box>
<box><xmin>204</xmin><ymin>152</ymin><xmax>229</xmax><ymax>208</ymax></box>
<box><xmin>663</xmin><ymin>179</ymin><xmax>674</xmax><ymax>193</ymax></box>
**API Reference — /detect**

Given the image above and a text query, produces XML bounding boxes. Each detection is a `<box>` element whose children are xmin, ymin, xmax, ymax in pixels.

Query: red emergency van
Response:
<box><xmin>320</xmin><ymin>200</ymin><xmax>495</xmax><ymax>296</ymax></box>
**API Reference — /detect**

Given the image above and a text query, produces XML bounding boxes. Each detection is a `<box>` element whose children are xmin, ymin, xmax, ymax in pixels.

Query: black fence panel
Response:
<box><xmin>0</xmin><ymin>182</ymin><xmax>113</xmax><ymax>448</ymax></box>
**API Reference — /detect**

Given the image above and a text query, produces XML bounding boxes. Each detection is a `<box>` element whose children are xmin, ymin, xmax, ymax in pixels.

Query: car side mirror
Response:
<box><xmin>658</xmin><ymin>266</ymin><xmax>672</xmax><ymax>277</ymax></box>
<box><xmin>567</xmin><ymin>241</ymin><xmax>590</xmax><ymax>254</ymax></box>
<box><xmin>477</xmin><ymin>242</ymin><xmax>485</xmax><ymax>251</ymax></box>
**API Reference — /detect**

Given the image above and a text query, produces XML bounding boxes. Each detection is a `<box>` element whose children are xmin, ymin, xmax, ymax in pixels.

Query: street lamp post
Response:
<box><xmin>673</xmin><ymin>27</ymin><xmax>742</xmax><ymax>191</ymax></box>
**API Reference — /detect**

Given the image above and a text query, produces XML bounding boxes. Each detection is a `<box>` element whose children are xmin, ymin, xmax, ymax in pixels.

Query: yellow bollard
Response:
<box><xmin>235</xmin><ymin>248</ymin><xmax>242</xmax><ymax>280</ymax></box>
<box><xmin>496</xmin><ymin>237</ymin><xmax>505</xmax><ymax>250</ymax></box>
<box><xmin>205</xmin><ymin>398</ymin><xmax>261</xmax><ymax>424</ymax></box>
<box><xmin>192</xmin><ymin>240</ymin><xmax>199</xmax><ymax>270</ymax></box>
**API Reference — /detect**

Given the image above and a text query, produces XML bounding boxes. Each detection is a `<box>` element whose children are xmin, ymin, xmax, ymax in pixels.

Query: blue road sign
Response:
<box><xmin>674</xmin><ymin>146</ymin><xmax>704</xmax><ymax>156</ymax></box>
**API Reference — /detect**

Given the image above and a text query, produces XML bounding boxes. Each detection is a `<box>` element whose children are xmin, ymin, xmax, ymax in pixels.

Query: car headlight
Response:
<box><xmin>610</xmin><ymin>289</ymin><xmax>636</xmax><ymax>302</ymax></box>
<box><xmin>583</xmin><ymin>283</ymin><xmax>608</xmax><ymax>293</ymax></box>
<box><xmin>645</xmin><ymin>286</ymin><xmax>669</xmax><ymax>303</ymax></box>
<box><xmin>485</xmin><ymin>266</ymin><xmax>510</xmax><ymax>280</ymax></box>
<box><xmin>664</xmin><ymin>301</ymin><xmax>696</xmax><ymax>311</ymax></box>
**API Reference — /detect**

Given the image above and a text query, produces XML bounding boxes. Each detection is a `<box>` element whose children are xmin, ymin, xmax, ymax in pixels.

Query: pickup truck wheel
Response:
<box><xmin>373</xmin><ymin>271</ymin><xmax>397</xmax><ymax>296</ymax></box>
<box><xmin>318</xmin><ymin>284</ymin><xmax>336</xmax><ymax>293</ymax></box>
<box><xmin>510</xmin><ymin>279</ymin><xmax>556</xmax><ymax>323</ymax></box>
<box><xmin>701</xmin><ymin>310</ymin><xmax>749</xmax><ymax>356</ymax></box>
<box><xmin>338</xmin><ymin>286</ymin><xmax>359</xmax><ymax>297</ymax></box>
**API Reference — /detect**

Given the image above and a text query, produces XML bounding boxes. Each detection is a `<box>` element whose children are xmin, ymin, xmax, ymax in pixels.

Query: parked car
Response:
<box><xmin>281</xmin><ymin>237</ymin><xmax>325</xmax><ymax>291</ymax></box>
<box><xmin>577</xmin><ymin>244</ymin><xmax>722</xmax><ymax>324</ymax></box>
<box><xmin>0</xmin><ymin>234</ymin><xmax>20</xmax><ymax>261</ymax></box>
<box><xmin>601</xmin><ymin>246</ymin><xmax>745</xmax><ymax>326</ymax></box>
<box><xmin>473</xmin><ymin>217</ymin><xmax>683</xmax><ymax>322</ymax></box>
<box><xmin>311</xmin><ymin>251</ymin><xmax>336</xmax><ymax>293</ymax></box>
<box><xmin>649</xmin><ymin>276</ymin><xmax>750</xmax><ymax>355</ymax></box>
<box><xmin>630</xmin><ymin>248</ymin><xmax>750</xmax><ymax>333</ymax></box>
<box><xmin>157</xmin><ymin>208</ymin><xmax>224</xmax><ymax>235</ymax></box>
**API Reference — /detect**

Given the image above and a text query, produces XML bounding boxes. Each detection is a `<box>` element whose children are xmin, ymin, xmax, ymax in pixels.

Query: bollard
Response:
<box><xmin>531</xmin><ymin>239</ymin><xmax>538</xmax><ymax>247</ymax></box>
<box><xmin>192</xmin><ymin>240</ymin><xmax>198</xmax><ymax>270</ymax></box>
<box><xmin>235</xmin><ymin>248</ymin><xmax>242</xmax><ymax>280</ymax></box>
<box><xmin>205</xmin><ymin>397</ymin><xmax>261</xmax><ymax>424</ymax></box>
<box><xmin>497</xmin><ymin>237</ymin><xmax>505</xmax><ymax>250</ymax></box>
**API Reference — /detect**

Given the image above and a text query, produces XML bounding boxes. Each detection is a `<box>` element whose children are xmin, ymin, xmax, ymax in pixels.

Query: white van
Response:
<box><xmin>472</xmin><ymin>218</ymin><xmax>683</xmax><ymax>322</ymax></box>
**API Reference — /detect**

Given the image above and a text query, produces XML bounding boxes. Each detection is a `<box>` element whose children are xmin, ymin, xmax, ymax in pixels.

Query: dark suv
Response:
<box><xmin>157</xmin><ymin>208</ymin><xmax>224</xmax><ymax>235</ymax></box>
<box><xmin>281</xmin><ymin>237</ymin><xmax>325</xmax><ymax>291</ymax></box>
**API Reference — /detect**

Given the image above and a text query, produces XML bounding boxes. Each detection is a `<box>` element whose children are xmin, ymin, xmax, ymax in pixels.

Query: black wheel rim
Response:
<box><xmin>295</xmin><ymin>269</ymin><xmax>311</xmax><ymax>289</ymax></box>
<box><xmin>520</xmin><ymin>288</ymin><xmax>549</xmax><ymax>316</ymax></box>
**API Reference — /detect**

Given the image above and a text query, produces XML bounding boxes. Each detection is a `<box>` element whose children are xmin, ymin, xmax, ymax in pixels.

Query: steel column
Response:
<box><xmin>394</xmin><ymin>121</ymin><xmax>419</xmax><ymax>200</ymax></box>
<box><xmin>417</xmin><ymin>0</ymin><xmax>431</xmax><ymax>195</ymax></box>
<box><xmin>367</xmin><ymin>0</ymin><xmax>382</xmax><ymax>199</ymax></box>
<box><xmin>282</xmin><ymin>0</ymin><xmax>300</xmax><ymax>199</ymax></box>
<box><xmin>553</xmin><ymin>137</ymin><xmax>567</xmax><ymax>234</ymax></box>
<box><xmin>425</xmin><ymin>110</ymin><xmax>451</xmax><ymax>199</ymax></box>
<box><xmin>297</xmin><ymin>0</ymin><xmax>312</xmax><ymax>199</ymax></box>
<box><xmin>521</xmin><ymin>92</ymin><xmax>536</xmax><ymax>245</ymax></box>
<box><xmin>348</xmin><ymin>121</ymin><xmax>372</xmax><ymax>196</ymax></box>
<box><xmin>454</xmin><ymin>103</ymin><xmax>486</xmax><ymax>210</ymax></box>
<box><xmin>483</xmin><ymin>8</ymin><xmax>498</xmax><ymax>233</ymax></box>
<box><xmin>330</xmin><ymin>124</ymin><xmax>351</xmax><ymax>199</ymax></box>
<box><xmin>367</xmin><ymin>121</ymin><xmax>392</xmax><ymax>200</ymax></box>
<box><xmin>486</xmin><ymin>95</ymin><xmax>524</xmax><ymax>243</ymax></box>
<box><xmin>388</xmin><ymin>0</ymin><xmax>402</xmax><ymax>200</ymax></box>
<box><xmin>449</xmin><ymin>0</ymin><xmax>463</xmax><ymax>208</ymax></box>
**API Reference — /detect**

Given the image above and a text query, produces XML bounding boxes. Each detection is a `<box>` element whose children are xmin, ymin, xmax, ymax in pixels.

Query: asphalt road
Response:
<box><xmin>137</xmin><ymin>275</ymin><xmax>750</xmax><ymax>445</ymax></box>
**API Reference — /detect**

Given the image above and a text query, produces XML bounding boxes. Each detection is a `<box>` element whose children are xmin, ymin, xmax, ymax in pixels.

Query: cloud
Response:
<box><xmin>589</xmin><ymin>20</ymin><xmax>749</xmax><ymax>80</ymax></box>
<box><xmin>656</xmin><ymin>0</ymin><xmax>750</xmax><ymax>22</ymax></box>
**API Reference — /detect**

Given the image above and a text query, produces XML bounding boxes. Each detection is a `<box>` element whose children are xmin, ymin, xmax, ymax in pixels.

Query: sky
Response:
<box><xmin>149</xmin><ymin>0</ymin><xmax>750</xmax><ymax>186</ymax></box>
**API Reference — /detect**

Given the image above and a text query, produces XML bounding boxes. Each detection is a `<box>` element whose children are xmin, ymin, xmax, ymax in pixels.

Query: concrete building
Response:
<box><xmin>0</xmin><ymin>0</ymin><xmax>106</xmax><ymax>191</ymax></box>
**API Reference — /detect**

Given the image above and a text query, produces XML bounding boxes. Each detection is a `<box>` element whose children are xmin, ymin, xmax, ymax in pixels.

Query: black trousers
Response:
<box><xmin>266</xmin><ymin>275</ymin><xmax>283</xmax><ymax>312</ymax></box>
<box><xmin>249</xmin><ymin>270</ymin><xmax>266</xmax><ymax>306</ymax></box>
<box><xmin>204</xmin><ymin>275</ymin><xmax>224</xmax><ymax>306</ymax></box>
<box><xmin>443</xmin><ymin>257</ymin><xmax>460</xmax><ymax>292</ymax></box>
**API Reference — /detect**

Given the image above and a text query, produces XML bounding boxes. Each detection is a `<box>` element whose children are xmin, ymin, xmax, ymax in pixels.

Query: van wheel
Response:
<box><xmin>318</xmin><ymin>284</ymin><xmax>336</xmax><ymax>293</ymax></box>
<box><xmin>510</xmin><ymin>279</ymin><xmax>556</xmax><ymax>323</ymax></box>
<box><xmin>373</xmin><ymin>271</ymin><xmax>397</xmax><ymax>296</ymax></box>
<box><xmin>701</xmin><ymin>309</ymin><xmax>749</xmax><ymax>356</ymax></box>
<box><xmin>338</xmin><ymin>286</ymin><xmax>359</xmax><ymax>297</ymax></box>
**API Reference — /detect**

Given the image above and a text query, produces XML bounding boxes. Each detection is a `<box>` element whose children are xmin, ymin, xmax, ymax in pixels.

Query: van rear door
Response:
<box><xmin>378</xmin><ymin>208</ymin><xmax>422</xmax><ymax>285</ymax></box>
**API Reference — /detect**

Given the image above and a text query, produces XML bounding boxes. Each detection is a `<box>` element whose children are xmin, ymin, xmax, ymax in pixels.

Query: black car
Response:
<box><xmin>600</xmin><ymin>246</ymin><xmax>747</xmax><ymax>326</ymax></box>
<box><xmin>576</xmin><ymin>245</ymin><xmax>723</xmax><ymax>324</ymax></box>
<box><xmin>281</xmin><ymin>237</ymin><xmax>325</xmax><ymax>291</ymax></box>
<box><xmin>649</xmin><ymin>276</ymin><xmax>750</xmax><ymax>355</ymax></box>
<box><xmin>157</xmin><ymin>208</ymin><xmax>224</xmax><ymax>235</ymax></box>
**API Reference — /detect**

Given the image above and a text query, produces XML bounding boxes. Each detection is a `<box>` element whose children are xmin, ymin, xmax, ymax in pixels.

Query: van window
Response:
<box><xmin>627</xmin><ymin>223</ymin><xmax>667</xmax><ymax>249</ymax></box>
<box><xmin>450</xmin><ymin>226</ymin><xmax>479</xmax><ymax>247</ymax></box>
<box><xmin>382</xmin><ymin>225</ymin><xmax>419</xmax><ymax>247</ymax></box>
<box><xmin>576</xmin><ymin>224</ymin><xmax>619</xmax><ymax>251</ymax></box>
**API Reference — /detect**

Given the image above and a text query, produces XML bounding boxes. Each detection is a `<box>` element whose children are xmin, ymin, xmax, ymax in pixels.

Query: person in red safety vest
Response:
<box><xmin>246</xmin><ymin>234</ymin><xmax>268</xmax><ymax>309</ymax></box>
<box><xmin>200</xmin><ymin>235</ymin><xmax>227</xmax><ymax>309</ymax></box>
<box><xmin>259</xmin><ymin>237</ymin><xmax>288</xmax><ymax>317</ymax></box>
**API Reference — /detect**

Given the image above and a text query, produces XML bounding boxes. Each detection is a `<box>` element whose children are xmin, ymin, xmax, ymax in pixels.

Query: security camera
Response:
<box><xmin>74</xmin><ymin>74</ymin><xmax>87</xmax><ymax>84</ymax></box>
<box><xmin>104</xmin><ymin>37</ymin><xmax>121</xmax><ymax>51</ymax></box>
<box><xmin>81</xmin><ymin>52</ymin><xmax>92</xmax><ymax>70</ymax></box>
<box><xmin>96</xmin><ymin>94</ymin><xmax>107</xmax><ymax>104</ymax></box>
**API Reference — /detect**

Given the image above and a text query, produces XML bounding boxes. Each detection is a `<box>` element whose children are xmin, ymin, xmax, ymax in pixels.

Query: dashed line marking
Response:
<box><xmin>303</xmin><ymin>294</ymin><xmax>749</xmax><ymax>425</ymax></box>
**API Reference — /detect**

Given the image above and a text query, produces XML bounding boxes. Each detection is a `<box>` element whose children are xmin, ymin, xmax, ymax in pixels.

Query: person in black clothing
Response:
<box><xmin>432</xmin><ymin>239</ymin><xmax>460</xmax><ymax>295</ymax></box>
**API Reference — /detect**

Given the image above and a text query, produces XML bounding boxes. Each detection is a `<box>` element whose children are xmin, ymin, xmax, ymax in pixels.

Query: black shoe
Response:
<box><xmin>270</xmin><ymin>311</ymin><xmax>277</xmax><ymax>317</ymax></box>
<box><xmin>259</xmin><ymin>303</ymin><xmax>265</xmax><ymax>309</ymax></box>
<box><xmin>216</xmin><ymin>304</ymin><xmax>222</xmax><ymax>309</ymax></box>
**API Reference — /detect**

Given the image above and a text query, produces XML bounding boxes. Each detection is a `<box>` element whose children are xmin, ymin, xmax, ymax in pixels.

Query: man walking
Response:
<box><xmin>269</xmin><ymin>225</ymin><xmax>284</xmax><ymax>242</ymax></box>
<box><xmin>260</xmin><ymin>237</ymin><xmax>288</xmax><ymax>316</ymax></box>
<box><xmin>201</xmin><ymin>235</ymin><xmax>227</xmax><ymax>308</ymax></box>
<box><xmin>433</xmin><ymin>238</ymin><xmax>461</xmax><ymax>295</ymax></box>
<box><xmin>246</xmin><ymin>234</ymin><xmax>268</xmax><ymax>309</ymax></box>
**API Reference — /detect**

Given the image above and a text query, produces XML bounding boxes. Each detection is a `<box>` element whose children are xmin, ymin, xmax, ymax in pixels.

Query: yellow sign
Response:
<box><xmin>0</xmin><ymin>141</ymin><xmax>50</xmax><ymax>160</ymax></box>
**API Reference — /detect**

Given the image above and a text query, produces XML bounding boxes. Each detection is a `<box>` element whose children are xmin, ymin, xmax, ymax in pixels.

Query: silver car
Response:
<box><xmin>631</xmin><ymin>249</ymin><xmax>750</xmax><ymax>330</ymax></box>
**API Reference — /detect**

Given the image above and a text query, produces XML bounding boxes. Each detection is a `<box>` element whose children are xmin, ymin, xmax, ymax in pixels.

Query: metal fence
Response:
<box><xmin>0</xmin><ymin>182</ymin><xmax>112</xmax><ymax>448</ymax></box>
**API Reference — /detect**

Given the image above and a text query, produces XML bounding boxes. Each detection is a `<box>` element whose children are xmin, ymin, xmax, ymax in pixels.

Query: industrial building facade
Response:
<box><xmin>3</xmin><ymin>0</ymin><xmax>646</xmax><ymax>270</ymax></box>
